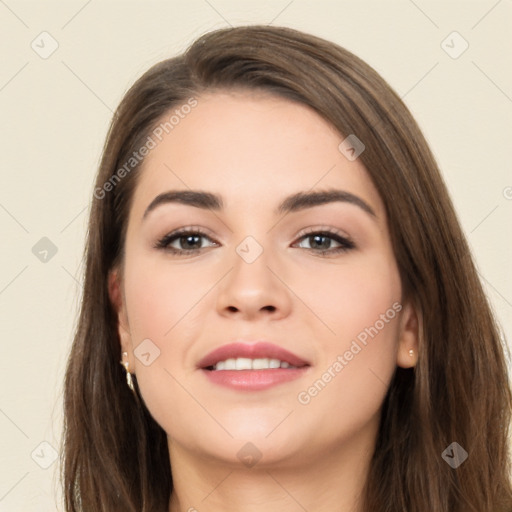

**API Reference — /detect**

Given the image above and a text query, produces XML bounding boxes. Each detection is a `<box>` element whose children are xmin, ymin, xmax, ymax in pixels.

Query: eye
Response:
<box><xmin>154</xmin><ymin>226</ymin><xmax>355</xmax><ymax>257</ymax></box>
<box><xmin>154</xmin><ymin>227</ymin><xmax>218</xmax><ymax>255</ymax></box>
<box><xmin>293</xmin><ymin>227</ymin><xmax>355</xmax><ymax>256</ymax></box>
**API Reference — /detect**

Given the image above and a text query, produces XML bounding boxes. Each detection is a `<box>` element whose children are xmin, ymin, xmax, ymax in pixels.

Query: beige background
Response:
<box><xmin>0</xmin><ymin>1</ymin><xmax>511</xmax><ymax>510</ymax></box>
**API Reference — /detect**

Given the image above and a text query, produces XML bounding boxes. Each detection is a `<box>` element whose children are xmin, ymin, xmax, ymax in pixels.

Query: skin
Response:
<box><xmin>109</xmin><ymin>90</ymin><xmax>419</xmax><ymax>512</ymax></box>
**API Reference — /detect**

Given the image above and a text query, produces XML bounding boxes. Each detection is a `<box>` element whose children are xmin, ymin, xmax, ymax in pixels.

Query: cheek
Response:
<box><xmin>298</xmin><ymin>251</ymin><xmax>402</xmax><ymax>348</ymax></box>
<box><xmin>122</xmin><ymin>256</ymin><xmax>211</xmax><ymax>433</ymax></box>
<box><xmin>123</xmin><ymin>255</ymin><xmax>209</xmax><ymax>345</ymax></box>
<box><xmin>293</xmin><ymin>256</ymin><xmax>402</xmax><ymax>432</ymax></box>
<box><xmin>295</xmin><ymin>252</ymin><xmax>402</xmax><ymax>408</ymax></box>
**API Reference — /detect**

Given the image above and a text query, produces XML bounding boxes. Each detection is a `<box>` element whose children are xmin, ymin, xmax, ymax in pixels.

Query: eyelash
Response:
<box><xmin>153</xmin><ymin>225</ymin><xmax>356</xmax><ymax>257</ymax></box>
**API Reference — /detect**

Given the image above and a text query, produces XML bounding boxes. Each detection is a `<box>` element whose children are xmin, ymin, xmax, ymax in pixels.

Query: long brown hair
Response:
<box><xmin>61</xmin><ymin>25</ymin><xmax>512</xmax><ymax>511</ymax></box>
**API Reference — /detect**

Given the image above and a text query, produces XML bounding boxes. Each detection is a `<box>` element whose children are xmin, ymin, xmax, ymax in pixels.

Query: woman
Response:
<box><xmin>61</xmin><ymin>25</ymin><xmax>512</xmax><ymax>511</ymax></box>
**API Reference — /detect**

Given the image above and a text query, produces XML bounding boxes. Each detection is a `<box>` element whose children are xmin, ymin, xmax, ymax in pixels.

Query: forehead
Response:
<box><xmin>129</xmin><ymin>90</ymin><xmax>385</xmax><ymax>222</ymax></box>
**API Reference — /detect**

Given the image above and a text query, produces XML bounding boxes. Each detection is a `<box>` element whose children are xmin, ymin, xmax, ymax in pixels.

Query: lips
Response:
<box><xmin>197</xmin><ymin>341</ymin><xmax>310</xmax><ymax>370</ymax></box>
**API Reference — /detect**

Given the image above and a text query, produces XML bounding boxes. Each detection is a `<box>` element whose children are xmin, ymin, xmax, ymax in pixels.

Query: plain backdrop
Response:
<box><xmin>0</xmin><ymin>1</ymin><xmax>511</xmax><ymax>510</ymax></box>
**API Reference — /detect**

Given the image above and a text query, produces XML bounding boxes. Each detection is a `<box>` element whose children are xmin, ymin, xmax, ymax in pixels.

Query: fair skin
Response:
<box><xmin>109</xmin><ymin>90</ymin><xmax>419</xmax><ymax>512</ymax></box>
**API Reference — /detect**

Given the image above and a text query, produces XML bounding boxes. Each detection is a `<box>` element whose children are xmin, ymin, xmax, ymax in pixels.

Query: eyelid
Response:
<box><xmin>160</xmin><ymin>224</ymin><xmax>216</xmax><ymax>239</ymax></box>
<box><xmin>295</xmin><ymin>225</ymin><xmax>351</xmax><ymax>240</ymax></box>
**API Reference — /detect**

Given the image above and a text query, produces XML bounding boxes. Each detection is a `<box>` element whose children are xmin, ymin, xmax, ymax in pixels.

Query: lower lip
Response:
<box><xmin>200</xmin><ymin>367</ymin><xmax>310</xmax><ymax>391</ymax></box>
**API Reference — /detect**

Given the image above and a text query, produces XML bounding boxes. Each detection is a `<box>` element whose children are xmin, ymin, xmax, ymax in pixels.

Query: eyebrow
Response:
<box><xmin>142</xmin><ymin>188</ymin><xmax>377</xmax><ymax>221</ymax></box>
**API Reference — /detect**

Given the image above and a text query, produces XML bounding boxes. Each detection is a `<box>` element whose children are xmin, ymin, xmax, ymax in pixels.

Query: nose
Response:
<box><xmin>215</xmin><ymin>243</ymin><xmax>292</xmax><ymax>321</ymax></box>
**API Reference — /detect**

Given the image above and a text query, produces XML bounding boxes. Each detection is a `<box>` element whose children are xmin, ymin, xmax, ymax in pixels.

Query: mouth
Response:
<box><xmin>197</xmin><ymin>340</ymin><xmax>310</xmax><ymax>370</ymax></box>
<box><xmin>197</xmin><ymin>341</ymin><xmax>311</xmax><ymax>391</ymax></box>
<box><xmin>204</xmin><ymin>357</ymin><xmax>305</xmax><ymax>371</ymax></box>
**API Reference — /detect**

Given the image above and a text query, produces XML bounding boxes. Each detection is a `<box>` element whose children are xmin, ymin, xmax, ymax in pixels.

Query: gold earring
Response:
<box><xmin>120</xmin><ymin>351</ymin><xmax>135</xmax><ymax>392</ymax></box>
<box><xmin>409</xmin><ymin>349</ymin><xmax>414</xmax><ymax>357</ymax></box>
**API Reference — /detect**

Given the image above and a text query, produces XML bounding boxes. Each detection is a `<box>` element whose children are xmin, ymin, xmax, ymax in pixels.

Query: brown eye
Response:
<box><xmin>154</xmin><ymin>228</ymin><xmax>218</xmax><ymax>255</ymax></box>
<box><xmin>293</xmin><ymin>229</ymin><xmax>355</xmax><ymax>256</ymax></box>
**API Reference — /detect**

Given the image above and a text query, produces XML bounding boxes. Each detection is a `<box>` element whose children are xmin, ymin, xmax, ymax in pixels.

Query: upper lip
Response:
<box><xmin>197</xmin><ymin>341</ymin><xmax>311</xmax><ymax>369</ymax></box>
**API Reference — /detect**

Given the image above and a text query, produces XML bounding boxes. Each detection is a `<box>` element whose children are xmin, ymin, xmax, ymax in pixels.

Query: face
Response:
<box><xmin>109</xmin><ymin>90</ymin><xmax>418</xmax><ymax>469</ymax></box>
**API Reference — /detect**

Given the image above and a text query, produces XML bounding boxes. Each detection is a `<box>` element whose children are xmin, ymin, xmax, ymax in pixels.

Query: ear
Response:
<box><xmin>396</xmin><ymin>299</ymin><xmax>420</xmax><ymax>368</ymax></box>
<box><xmin>108</xmin><ymin>267</ymin><xmax>134</xmax><ymax>370</ymax></box>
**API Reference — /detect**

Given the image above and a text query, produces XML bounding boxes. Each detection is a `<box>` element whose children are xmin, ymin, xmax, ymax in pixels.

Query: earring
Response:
<box><xmin>409</xmin><ymin>349</ymin><xmax>414</xmax><ymax>357</ymax></box>
<box><xmin>120</xmin><ymin>351</ymin><xmax>135</xmax><ymax>392</ymax></box>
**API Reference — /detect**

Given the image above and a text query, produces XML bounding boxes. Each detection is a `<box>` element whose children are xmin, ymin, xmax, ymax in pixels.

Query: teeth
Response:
<box><xmin>212</xmin><ymin>357</ymin><xmax>298</xmax><ymax>371</ymax></box>
<box><xmin>235</xmin><ymin>357</ymin><xmax>252</xmax><ymax>370</ymax></box>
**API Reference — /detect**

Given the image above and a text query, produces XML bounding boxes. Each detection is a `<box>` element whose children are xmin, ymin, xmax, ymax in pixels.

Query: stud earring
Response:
<box><xmin>409</xmin><ymin>349</ymin><xmax>414</xmax><ymax>357</ymax></box>
<box><xmin>120</xmin><ymin>351</ymin><xmax>135</xmax><ymax>392</ymax></box>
